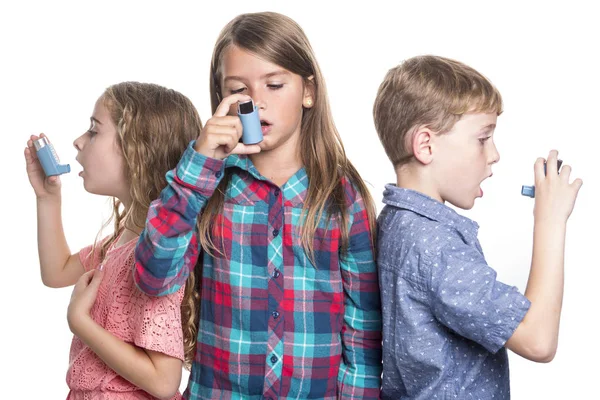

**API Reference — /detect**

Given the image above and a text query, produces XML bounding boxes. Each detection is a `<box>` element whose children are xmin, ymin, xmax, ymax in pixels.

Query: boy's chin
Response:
<box><xmin>446</xmin><ymin>197</ymin><xmax>476</xmax><ymax>211</ymax></box>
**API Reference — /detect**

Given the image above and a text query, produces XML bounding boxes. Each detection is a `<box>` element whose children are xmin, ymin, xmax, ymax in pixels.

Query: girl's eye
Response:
<box><xmin>479</xmin><ymin>136</ymin><xmax>491</xmax><ymax>144</ymax></box>
<box><xmin>230</xmin><ymin>87</ymin><xmax>246</xmax><ymax>94</ymax></box>
<box><xmin>88</xmin><ymin>130</ymin><xmax>97</xmax><ymax>137</ymax></box>
<box><xmin>268</xmin><ymin>84</ymin><xmax>283</xmax><ymax>90</ymax></box>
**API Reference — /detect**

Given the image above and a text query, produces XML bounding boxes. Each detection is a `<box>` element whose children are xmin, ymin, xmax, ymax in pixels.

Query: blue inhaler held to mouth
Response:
<box><xmin>521</xmin><ymin>159</ymin><xmax>562</xmax><ymax>198</ymax></box>
<box><xmin>237</xmin><ymin>99</ymin><xmax>263</xmax><ymax>145</ymax></box>
<box><xmin>34</xmin><ymin>137</ymin><xmax>71</xmax><ymax>176</ymax></box>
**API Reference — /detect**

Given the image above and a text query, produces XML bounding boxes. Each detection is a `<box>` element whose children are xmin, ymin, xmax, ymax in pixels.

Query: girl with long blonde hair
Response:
<box><xmin>135</xmin><ymin>12</ymin><xmax>382</xmax><ymax>399</ymax></box>
<box><xmin>25</xmin><ymin>82</ymin><xmax>202</xmax><ymax>399</ymax></box>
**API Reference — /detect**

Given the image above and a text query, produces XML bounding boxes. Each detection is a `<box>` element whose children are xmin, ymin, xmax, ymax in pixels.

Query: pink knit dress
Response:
<box><xmin>66</xmin><ymin>236</ymin><xmax>185</xmax><ymax>399</ymax></box>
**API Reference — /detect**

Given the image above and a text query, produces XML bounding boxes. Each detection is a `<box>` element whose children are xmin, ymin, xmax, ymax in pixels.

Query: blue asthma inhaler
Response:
<box><xmin>237</xmin><ymin>99</ymin><xmax>263</xmax><ymax>145</ymax></box>
<box><xmin>33</xmin><ymin>137</ymin><xmax>71</xmax><ymax>176</ymax></box>
<box><xmin>521</xmin><ymin>159</ymin><xmax>562</xmax><ymax>198</ymax></box>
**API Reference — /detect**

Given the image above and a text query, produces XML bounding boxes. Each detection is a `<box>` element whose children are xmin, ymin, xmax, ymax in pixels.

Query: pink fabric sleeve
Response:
<box><xmin>78</xmin><ymin>242</ymin><xmax>103</xmax><ymax>272</ymax></box>
<box><xmin>130</xmin><ymin>285</ymin><xmax>186</xmax><ymax>361</ymax></box>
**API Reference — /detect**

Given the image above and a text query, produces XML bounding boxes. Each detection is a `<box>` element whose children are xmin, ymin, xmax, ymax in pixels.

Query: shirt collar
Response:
<box><xmin>382</xmin><ymin>184</ymin><xmax>479</xmax><ymax>231</ymax></box>
<box><xmin>225</xmin><ymin>154</ymin><xmax>308</xmax><ymax>206</ymax></box>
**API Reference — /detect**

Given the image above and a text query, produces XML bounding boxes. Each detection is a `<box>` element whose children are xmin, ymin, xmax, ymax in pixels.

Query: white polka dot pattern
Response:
<box><xmin>378</xmin><ymin>185</ymin><xmax>530</xmax><ymax>399</ymax></box>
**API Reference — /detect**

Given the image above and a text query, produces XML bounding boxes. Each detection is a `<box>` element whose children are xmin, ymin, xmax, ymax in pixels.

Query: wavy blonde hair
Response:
<box><xmin>94</xmin><ymin>81</ymin><xmax>202</xmax><ymax>369</ymax></box>
<box><xmin>200</xmin><ymin>12</ymin><xmax>377</xmax><ymax>262</ymax></box>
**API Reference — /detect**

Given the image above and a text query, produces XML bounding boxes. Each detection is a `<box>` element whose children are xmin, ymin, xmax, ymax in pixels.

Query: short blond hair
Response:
<box><xmin>373</xmin><ymin>55</ymin><xmax>503</xmax><ymax>167</ymax></box>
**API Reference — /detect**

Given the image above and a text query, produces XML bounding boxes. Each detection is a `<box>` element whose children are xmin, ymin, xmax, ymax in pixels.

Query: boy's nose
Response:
<box><xmin>488</xmin><ymin>142</ymin><xmax>500</xmax><ymax>164</ymax></box>
<box><xmin>489</xmin><ymin>145</ymin><xmax>500</xmax><ymax>164</ymax></box>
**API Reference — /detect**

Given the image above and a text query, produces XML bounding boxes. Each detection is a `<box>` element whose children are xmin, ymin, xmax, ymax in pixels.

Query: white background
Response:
<box><xmin>2</xmin><ymin>1</ymin><xmax>598</xmax><ymax>398</ymax></box>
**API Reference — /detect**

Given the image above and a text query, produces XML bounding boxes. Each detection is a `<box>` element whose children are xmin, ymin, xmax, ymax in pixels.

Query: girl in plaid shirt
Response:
<box><xmin>25</xmin><ymin>82</ymin><xmax>203</xmax><ymax>399</ymax></box>
<box><xmin>134</xmin><ymin>12</ymin><xmax>383</xmax><ymax>400</ymax></box>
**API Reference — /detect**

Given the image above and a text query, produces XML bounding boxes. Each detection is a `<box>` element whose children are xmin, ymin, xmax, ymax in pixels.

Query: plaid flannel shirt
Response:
<box><xmin>134</xmin><ymin>142</ymin><xmax>382</xmax><ymax>399</ymax></box>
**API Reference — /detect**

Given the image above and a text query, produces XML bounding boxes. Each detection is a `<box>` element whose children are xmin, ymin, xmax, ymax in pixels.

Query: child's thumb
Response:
<box><xmin>48</xmin><ymin>175</ymin><xmax>61</xmax><ymax>186</ymax></box>
<box><xmin>89</xmin><ymin>267</ymin><xmax>105</xmax><ymax>290</ymax></box>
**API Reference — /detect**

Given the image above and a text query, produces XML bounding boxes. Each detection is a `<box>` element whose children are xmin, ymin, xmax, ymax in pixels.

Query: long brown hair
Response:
<box><xmin>94</xmin><ymin>81</ymin><xmax>202</xmax><ymax>369</ymax></box>
<box><xmin>200</xmin><ymin>12</ymin><xmax>377</xmax><ymax>262</ymax></box>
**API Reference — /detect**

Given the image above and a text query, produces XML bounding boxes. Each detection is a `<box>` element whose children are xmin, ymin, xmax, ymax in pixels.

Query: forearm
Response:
<box><xmin>72</xmin><ymin>317</ymin><xmax>181</xmax><ymax>399</ymax></box>
<box><xmin>339</xmin><ymin>253</ymin><xmax>382</xmax><ymax>394</ymax></box>
<box><xmin>522</xmin><ymin>219</ymin><xmax>567</xmax><ymax>352</ymax></box>
<box><xmin>135</xmin><ymin>144</ymin><xmax>224</xmax><ymax>296</ymax></box>
<box><xmin>37</xmin><ymin>196</ymin><xmax>71</xmax><ymax>286</ymax></box>
<box><xmin>133</xmin><ymin>181</ymin><xmax>203</xmax><ymax>296</ymax></box>
<box><xmin>339</xmin><ymin>325</ymin><xmax>383</xmax><ymax>396</ymax></box>
<box><xmin>339</xmin><ymin>291</ymin><xmax>383</xmax><ymax>396</ymax></box>
<box><xmin>338</xmin><ymin>330</ymin><xmax>382</xmax><ymax>399</ymax></box>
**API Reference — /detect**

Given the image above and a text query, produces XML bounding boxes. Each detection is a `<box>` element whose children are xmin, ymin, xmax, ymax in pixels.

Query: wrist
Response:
<box><xmin>36</xmin><ymin>193</ymin><xmax>61</xmax><ymax>205</ymax></box>
<box><xmin>67</xmin><ymin>310</ymin><xmax>93</xmax><ymax>336</ymax></box>
<box><xmin>533</xmin><ymin>214</ymin><xmax>567</xmax><ymax>229</ymax></box>
<box><xmin>193</xmin><ymin>142</ymin><xmax>216</xmax><ymax>159</ymax></box>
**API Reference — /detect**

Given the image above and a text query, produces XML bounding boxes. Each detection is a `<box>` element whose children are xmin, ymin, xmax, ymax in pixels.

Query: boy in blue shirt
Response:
<box><xmin>373</xmin><ymin>55</ymin><xmax>582</xmax><ymax>399</ymax></box>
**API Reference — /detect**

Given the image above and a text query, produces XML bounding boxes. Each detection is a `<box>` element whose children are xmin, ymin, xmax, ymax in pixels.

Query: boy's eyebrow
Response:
<box><xmin>224</xmin><ymin>70</ymin><xmax>290</xmax><ymax>82</ymax></box>
<box><xmin>478</xmin><ymin>123</ymin><xmax>496</xmax><ymax>133</ymax></box>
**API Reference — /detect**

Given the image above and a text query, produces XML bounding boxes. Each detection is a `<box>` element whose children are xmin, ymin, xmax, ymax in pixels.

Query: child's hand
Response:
<box><xmin>533</xmin><ymin>150</ymin><xmax>583</xmax><ymax>223</ymax></box>
<box><xmin>194</xmin><ymin>94</ymin><xmax>262</xmax><ymax>159</ymax></box>
<box><xmin>67</xmin><ymin>268</ymin><xmax>104</xmax><ymax>335</ymax></box>
<box><xmin>24</xmin><ymin>133</ymin><xmax>61</xmax><ymax>199</ymax></box>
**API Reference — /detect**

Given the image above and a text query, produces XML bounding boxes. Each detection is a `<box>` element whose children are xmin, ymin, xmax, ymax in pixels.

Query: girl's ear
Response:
<box><xmin>303</xmin><ymin>75</ymin><xmax>315</xmax><ymax>108</ymax></box>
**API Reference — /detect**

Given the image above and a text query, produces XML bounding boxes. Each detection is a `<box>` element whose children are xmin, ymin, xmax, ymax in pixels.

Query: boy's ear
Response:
<box><xmin>303</xmin><ymin>75</ymin><xmax>315</xmax><ymax>108</ymax></box>
<box><xmin>412</xmin><ymin>125</ymin><xmax>434</xmax><ymax>165</ymax></box>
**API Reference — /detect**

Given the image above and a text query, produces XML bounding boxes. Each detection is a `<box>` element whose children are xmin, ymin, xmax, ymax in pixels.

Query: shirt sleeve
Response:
<box><xmin>131</xmin><ymin>284</ymin><xmax>186</xmax><ymax>361</ymax></box>
<box><xmin>427</xmin><ymin>242</ymin><xmax>531</xmax><ymax>353</ymax></box>
<box><xmin>78</xmin><ymin>238</ymin><xmax>109</xmax><ymax>272</ymax></box>
<box><xmin>134</xmin><ymin>141</ymin><xmax>225</xmax><ymax>296</ymax></box>
<box><xmin>337</xmin><ymin>179</ymin><xmax>383</xmax><ymax>399</ymax></box>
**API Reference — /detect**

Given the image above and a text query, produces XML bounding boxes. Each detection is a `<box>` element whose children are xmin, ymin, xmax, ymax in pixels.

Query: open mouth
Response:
<box><xmin>260</xmin><ymin>120</ymin><xmax>272</xmax><ymax>135</ymax></box>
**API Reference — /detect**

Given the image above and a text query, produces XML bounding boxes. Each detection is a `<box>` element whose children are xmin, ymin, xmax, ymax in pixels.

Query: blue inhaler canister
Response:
<box><xmin>521</xmin><ymin>159</ymin><xmax>562</xmax><ymax>198</ymax></box>
<box><xmin>237</xmin><ymin>99</ymin><xmax>263</xmax><ymax>145</ymax></box>
<box><xmin>34</xmin><ymin>137</ymin><xmax>71</xmax><ymax>176</ymax></box>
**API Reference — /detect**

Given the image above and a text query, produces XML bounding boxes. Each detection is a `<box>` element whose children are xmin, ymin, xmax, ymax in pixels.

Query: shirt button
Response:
<box><xmin>273</xmin><ymin>269</ymin><xmax>280</xmax><ymax>278</ymax></box>
<box><xmin>274</xmin><ymin>188</ymin><xmax>280</xmax><ymax>197</ymax></box>
<box><xmin>272</xmin><ymin>310</ymin><xmax>280</xmax><ymax>319</ymax></box>
<box><xmin>273</xmin><ymin>229</ymin><xmax>279</xmax><ymax>237</ymax></box>
<box><xmin>270</xmin><ymin>355</ymin><xmax>278</xmax><ymax>364</ymax></box>
<box><xmin>215</xmin><ymin>171</ymin><xmax>222</xmax><ymax>178</ymax></box>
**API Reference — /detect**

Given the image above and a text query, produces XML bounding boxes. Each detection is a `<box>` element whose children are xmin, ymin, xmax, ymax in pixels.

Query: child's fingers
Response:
<box><xmin>24</xmin><ymin>147</ymin><xmax>33</xmax><ymax>163</ymax></box>
<box><xmin>24</xmin><ymin>146</ymin><xmax>40</xmax><ymax>168</ymax></box>
<box><xmin>26</xmin><ymin>138</ymin><xmax>36</xmax><ymax>154</ymax></box>
<box><xmin>88</xmin><ymin>268</ymin><xmax>104</xmax><ymax>291</ymax></box>
<box><xmin>546</xmin><ymin>149</ymin><xmax>559</xmax><ymax>176</ymax></box>
<box><xmin>29</xmin><ymin>133</ymin><xmax>49</xmax><ymax>145</ymax></box>
<box><xmin>26</xmin><ymin>136</ymin><xmax>42</xmax><ymax>159</ymax></box>
<box><xmin>82</xmin><ymin>269</ymin><xmax>95</xmax><ymax>285</ymax></box>
<box><xmin>231</xmin><ymin>143</ymin><xmax>262</xmax><ymax>155</ymax></box>
<box><xmin>72</xmin><ymin>270</ymin><xmax>94</xmax><ymax>295</ymax></box>
<box><xmin>571</xmin><ymin>178</ymin><xmax>583</xmax><ymax>194</ymax></box>
<box><xmin>204</xmin><ymin>124</ymin><xmax>238</xmax><ymax>138</ymax></box>
<box><xmin>559</xmin><ymin>164</ymin><xmax>571</xmax><ymax>183</ymax></box>
<box><xmin>213</xmin><ymin>94</ymin><xmax>251</xmax><ymax>118</ymax></box>
<box><xmin>533</xmin><ymin>157</ymin><xmax>546</xmax><ymax>185</ymax></box>
<box><xmin>215</xmin><ymin>133</ymin><xmax>240</xmax><ymax>154</ymax></box>
<box><xmin>207</xmin><ymin>115</ymin><xmax>243</xmax><ymax>129</ymax></box>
